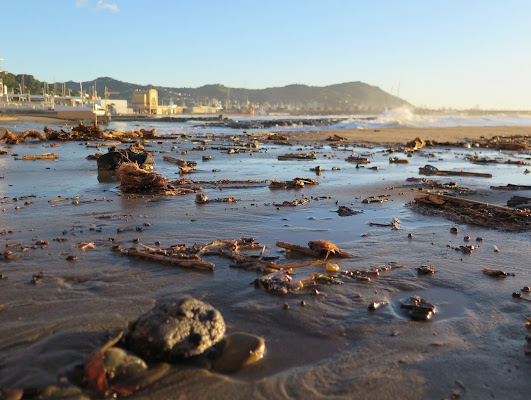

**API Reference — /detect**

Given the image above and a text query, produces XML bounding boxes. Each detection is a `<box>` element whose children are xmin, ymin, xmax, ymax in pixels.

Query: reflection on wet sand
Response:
<box><xmin>0</xmin><ymin>124</ymin><xmax>530</xmax><ymax>399</ymax></box>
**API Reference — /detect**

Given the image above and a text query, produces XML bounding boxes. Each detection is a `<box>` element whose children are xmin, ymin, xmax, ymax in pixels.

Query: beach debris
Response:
<box><xmin>273</xmin><ymin>198</ymin><xmax>310</xmax><ymax>207</ymax></box>
<box><xmin>419</xmin><ymin>165</ymin><xmax>492</xmax><ymax>178</ymax></box>
<box><xmin>210</xmin><ymin>333</ymin><xmax>266</xmax><ymax>373</ymax></box>
<box><xmin>413</xmin><ymin>191</ymin><xmax>531</xmax><ymax>231</ymax></box>
<box><xmin>368</xmin><ymin>301</ymin><xmax>388</xmax><ymax>311</ymax></box>
<box><xmin>195</xmin><ymin>194</ymin><xmax>237</xmax><ymax>204</ymax></box>
<box><xmin>22</xmin><ymin>152</ymin><xmax>59</xmax><ymax>160</ymax></box>
<box><xmin>198</xmin><ymin>238</ymin><xmax>322</xmax><ymax>272</ymax></box>
<box><xmin>269</xmin><ymin>177</ymin><xmax>319</xmax><ymax>189</ymax></box>
<box><xmin>494</xmin><ymin>141</ymin><xmax>527</xmax><ymax>151</ymax></box>
<box><xmin>346</xmin><ymin>156</ymin><xmax>370</xmax><ymax>164</ymax></box>
<box><xmin>400</xmin><ymin>296</ymin><xmax>436</xmax><ymax>321</ymax></box>
<box><xmin>511</xmin><ymin>293</ymin><xmax>531</xmax><ymax>302</ymax></box>
<box><xmin>31</xmin><ymin>271</ymin><xmax>45</xmax><ymax>284</ymax></box>
<box><xmin>97</xmin><ymin>146</ymin><xmax>154</xmax><ymax>170</ymax></box>
<box><xmin>481</xmin><ymin>268</ymin><xmax>515</xmax><ymax>277</ymax></box>
<box><xmin>124</xmin><ymin>243</ymin><xmax>215</xmax><ymax>270</ymax></box>
<box><xmin>417</xmin><ymin>265</ymin><xmax>435</xmax><ymax>274</ymax></box>
<box><xmin>492</xmin><ymin>184</ymin><xmax>531</xmax><ymax>191</ymax></box>
<box><xmin>266</xmin><ymin>133</ymin><xmax>289</xmax><ymax>141</ymax></box>
<box><xmin>389</xmin><ymin>157</ymin><xmax>409</xmax><ymax>164</ymax></box>
<box><xmin>278</xmin><ymin>152</ymin><xmax>316</xmax><ymax>160</ymax></box>
<box><xmin>367</xmin><ymin>217</ymin><xmax>400</xmax><ymax>230</ymax></box>
<box><xmin>310</xmin><ymin>165</ymin><xmax>323</xmax><ymax>175</ymax></box>
<box><xmin>0</xmin><ymin>129</ymin><xmax>46</xmax><ymax>144</ymax></box>
<box><xmin>125</xmin><ymin>296</ymin><xmax>225</xmax><ymax>361</ymax></box>
<box><xmin>506</xmin><ymin>195</ymin><xmax>531</xmax><ymax>208</ymax></box>
<box><xmin>308</xmin><ymin>240</ymin><xmax>354</xmax><ymax>259</ymax></box>
<box><xmin>83</xmin><ymin>332</ymin><xmax>169</xmax><ymax>397</ymax></box>
<box><xmin>326</xmin><ymin>134</ymin><xmax>347</xmax><ymax>142</ymax></box>
<box><xmin>162</xmin><ymin>156</ymin><xmax>197</xmax><ymax>167</ymax></box>
<box><xmin>406</xmin><ymin>137</ymin><xmax>426</xmax><ymax>151</ymax></box>
<box><xmin>467</xmin><ymin>155</ymin><xmax>529</xmax><ymax>166</ymax></box>
<box><xmin>253</xmin><ymin>269</ymin><xmax>325</xmax><ymax>294</ymax></box>
<box><xmin>362</xmin><ymin>197</ymin><xmax>388</xmax><ymax>204</ymax></box>
<box><xmin>336</xmin><ymin>205</ymin><xmax>362</xmax><ymax>216</ymax></box>
<box><xmin>118</xmin><ymin>162</ymin><xmax>193</xmax><ymax>195</ymax></box>
<box><xmin>405</xmin><ymin>177</ymin><xmax>476</xmax><ymax>195</ymax></box>
<box><xmin>276</xmin><ymin>240</ymin><xmax>354</xmax><ymax>259</ymax></box>
<box><xmin>447</xmin><ymin>244</ymin><xmax>479</xmax><ymax>254</ymax></box>
<box><xmin>74</xmin><ymin>242</ymin><xmax>96</xmax><ymax>250</ymax></box>
<box><xmin>179</xmin><ymin>166</ymin><xmax>197</xmax><ymax>174</ymax></box>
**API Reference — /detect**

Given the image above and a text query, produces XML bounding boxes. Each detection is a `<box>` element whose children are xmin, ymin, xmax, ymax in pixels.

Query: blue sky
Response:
<box><xmin>1</xmin><ymin>0</ymin><xmax>530</xmax><ymax>109</ymax></box>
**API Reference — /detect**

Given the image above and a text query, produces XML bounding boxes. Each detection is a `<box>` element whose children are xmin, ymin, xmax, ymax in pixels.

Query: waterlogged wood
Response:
<box><xmin>126</xmin><ymin>249</ymin><xmax>215</xmax><ymax>270</ymax></box>
<box><xmin>22</xmin><ymin>153</ymin><xmax>59</xmax><ymax>160</ymax></box>
<box><xmin>276</xmin><ymin>241</ymin><xmax>320</xmax><ymax>257</ymax></box>
<box><xmin>419</xmin><ymin>166</ymin><xmax>492</xmax><ymax>178</ymax></box>
<box><xmin>162</xmin><ymin>156</ymin><xmax>197</xmax><ymax>167</ymax></box>
<box><xmin>414</xmin><ymin>191</ymin><xmax>531</xmax><ymax>230</ymax></box>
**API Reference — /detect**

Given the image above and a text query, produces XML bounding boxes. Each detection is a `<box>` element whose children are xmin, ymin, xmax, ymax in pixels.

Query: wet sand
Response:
<box><xmin>0</xmin><ymin>118</ymin><xmax>530</xmax><ymax>399</ymax></box>
<box><xmin>285</xmin><ymin>125</ymin><xmax>531</xmax><ymax>145</ymax></box>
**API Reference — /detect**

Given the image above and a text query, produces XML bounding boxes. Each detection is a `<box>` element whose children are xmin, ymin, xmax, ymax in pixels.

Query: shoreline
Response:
<box><xmin>1</xmin><ymin>114</ymin><xmax>531</xmax><ymax>146</ymax></box>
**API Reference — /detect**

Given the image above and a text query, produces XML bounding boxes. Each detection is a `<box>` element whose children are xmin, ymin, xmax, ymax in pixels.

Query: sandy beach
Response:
<box><xmin>0</xmin><ymin>115</ymin><xmax>530</xmax><ymax>399</ymax></box>
<box><xmin>2</xmin><ymin>114</ymin><xmax>531</xmax><ymax>145</ymax></box>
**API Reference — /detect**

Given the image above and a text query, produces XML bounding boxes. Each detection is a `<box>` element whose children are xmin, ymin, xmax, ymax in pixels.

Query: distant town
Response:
<box><xmin>1</xmin><ymin>66</ymin><xmax>529</xmax><ymax>120</ymax></box>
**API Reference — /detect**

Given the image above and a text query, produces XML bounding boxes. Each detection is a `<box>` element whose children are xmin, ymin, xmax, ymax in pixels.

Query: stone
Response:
<box><xmin>211</xmin><ymin>333</ymin><xmax>266</xmax><ymax>373</ymax></box>
<box><xmin>125</xmin><ymin>296</ymin><xmax>226</xmax><ymax>361</ymax></box>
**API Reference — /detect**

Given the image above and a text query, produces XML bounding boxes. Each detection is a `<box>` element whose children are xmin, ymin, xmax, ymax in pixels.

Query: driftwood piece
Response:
<box><xmin>22</xmin><ymin>153</ymin><xmax>59</xmax><ymax>160</ymax></box>
<box><xmin>367</xmin><ymin>218</ymin><xmax>400</xmax><ymax>230</ymax></box>
<box><xmin>419</xmin><ymin>166</ymin><xmax>492</xmax><ymax>178</ymax></box>
<box><xmin>481</xmin><ymin>268</ymin><xmax>515</xmax><ymax>277</ymax></box>
<box><xmin>278</xmin><ymin>152</ymin><xmax>316</xmax><ymax>160</ymax></box>
<box><xmin>345</xmin><ymin>156</ymin><xmax>370</xmax><ymax>164</ymax></box>
<box><xmin>389</xmin><ymin>157</ymin><xmax>409</xmax><ymax>164</ymax></box>
<box><xmin>125</xmin><ymin>248</ymin><xmax>215</xmax><ymax>270</ymax></box>
<box><xmin>269</xmin><ymin>178</ymin><xmax>319</xmax><ymax>189</ymax></box>
<box><xmin>276</xmin><ymin>241</ymin><xmax>320</xmax><ymax>257</ymax></box>
<box><xmin>413</xmin><ymin>191</ymin><xmax>531</xmax><ymax>231</ymax></box>
<box><xmin>273</xmin><ymin>199</ymin><xmax>310</xmax><ymax>207</ymax></box>
<box><xmin>491</xmin><ymin>184</ymin><xmax>531</xmax><ymax>191</ymax></box>
<box><xmin>163</xmin><ymin>156</ymin><xmax>197</xmax><ymax>167</ymax></box>
<box><xmin>276</xmin><ymin>240</ymin><xmax>354</xmax><ymax>259</ymax></box>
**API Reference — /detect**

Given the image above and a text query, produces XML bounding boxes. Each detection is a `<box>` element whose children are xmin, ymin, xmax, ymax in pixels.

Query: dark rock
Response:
<box><xmin>125</xmin><ymin>296</ymin><xmax>225</xmax><ymax>361</ymax></box>
<box><xmin>400</xmin><ymin>296</ymin><xmax>436</xmax><ymax>321</ymax></box>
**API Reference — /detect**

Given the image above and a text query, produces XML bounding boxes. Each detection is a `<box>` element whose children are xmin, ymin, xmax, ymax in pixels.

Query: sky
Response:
<box><xmin>1</xmin><ymin>0</ymin><xmax>531</xmax><ymax>110</ymax></box>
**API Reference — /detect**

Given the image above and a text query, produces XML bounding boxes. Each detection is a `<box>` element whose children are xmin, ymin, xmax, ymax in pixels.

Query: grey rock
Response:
<box><xmin>125</xmin><ymin>296</ymin><xmax>225</xmax><ymax>361</ymax></box>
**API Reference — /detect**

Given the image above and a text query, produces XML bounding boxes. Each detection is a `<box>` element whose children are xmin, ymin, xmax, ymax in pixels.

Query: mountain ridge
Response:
<box><xmin>61</xmin><ymin>77</ymin><xmax>411</xmax><ymax>112</ymax></box>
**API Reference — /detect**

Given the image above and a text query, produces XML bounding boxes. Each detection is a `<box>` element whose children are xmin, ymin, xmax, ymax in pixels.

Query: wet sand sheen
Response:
<box><xmin>0</xmin><ymin>123</ymin><xmax>530</xmax><ymax>399</ymax></box>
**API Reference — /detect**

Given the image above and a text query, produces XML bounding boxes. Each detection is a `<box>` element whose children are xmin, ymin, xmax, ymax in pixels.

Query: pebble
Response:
<box><xmin>211</xmin><ymin>333</ymin><xmax>266</xmax><ymax>373</ymax></box>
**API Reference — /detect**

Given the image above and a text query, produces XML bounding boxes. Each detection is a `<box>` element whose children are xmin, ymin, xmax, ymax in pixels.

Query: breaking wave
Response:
<box><xmin>330</xmin><ymin>107</ymin><xmax>531</xmax><ymax>130</ymax></box>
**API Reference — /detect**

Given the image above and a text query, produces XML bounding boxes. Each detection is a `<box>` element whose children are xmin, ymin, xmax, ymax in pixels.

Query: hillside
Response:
<box><xmin>61</xmin><ymin>78</ymin><xmax>410</xmax><ymax>112</ymax></box>
<box><xmin>1</xmin><ymin>72</ymin><xmax>411</xmax><ymax>112</ymax></box>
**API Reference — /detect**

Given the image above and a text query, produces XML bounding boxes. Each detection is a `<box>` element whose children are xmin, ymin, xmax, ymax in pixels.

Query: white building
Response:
<box><xmin>94</xmin><ymin>99</ymin><xmax>131</xmax><ymax>115</ymax></box>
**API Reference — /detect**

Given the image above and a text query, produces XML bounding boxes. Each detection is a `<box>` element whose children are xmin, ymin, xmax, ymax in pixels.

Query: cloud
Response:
<box><xmin>75</xmin><ymin>0</ymin><xmax>88</xmax><ymax>7</ymax></box>
<box><xmin>96</xmin><ymin>0</ymin><xmax>120</xmax><ymax>12</ymax></box>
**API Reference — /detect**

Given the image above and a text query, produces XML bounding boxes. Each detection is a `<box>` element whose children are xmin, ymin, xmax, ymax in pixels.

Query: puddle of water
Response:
<box><xmin>389</xmin><ymin>287</ymin><xmax>473</xmax><ymax>322</ymax></box>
